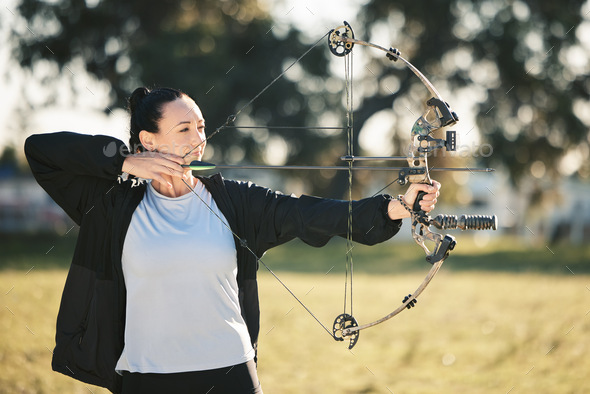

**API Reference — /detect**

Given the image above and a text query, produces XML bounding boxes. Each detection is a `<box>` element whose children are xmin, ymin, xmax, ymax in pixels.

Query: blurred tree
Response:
<box><xmin>0</xmin><ymin>145</ymin><xmax>31</xmax><ymax>176</ymax></box>
<box><xmin>13</xmin><ymin>0</ymin><xmax>346</xmax><ymax>195</ymax></box>
<box><xmin>12</xmin><ymin>0</ymin><xmax>590</xmax><ymax>201</ymax></box>
<box><xmin>0</xmin><ymin>146</ymin><xmax>18</xmax><ymax>175</ymax></box>
<box><xmin>350</xmin><ymin>0</ymin><xmax>589</xmax><ymax>197</ymax></box>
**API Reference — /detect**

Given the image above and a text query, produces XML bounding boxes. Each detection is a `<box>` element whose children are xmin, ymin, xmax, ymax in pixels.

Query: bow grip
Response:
<box><xmin>413</xmin><ymin>190</ymin><xmax>428</xmax><ymax>212</ymax></box>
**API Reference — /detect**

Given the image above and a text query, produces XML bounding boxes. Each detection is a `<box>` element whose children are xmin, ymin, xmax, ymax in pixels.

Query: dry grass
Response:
<box><xmin>1</xmin><ymin>269</ymin><xmax>110</xmax><ymax>394</ymax></box>
<box><xmin>257</xmin><ymin>271</ymin><xmax>590</xmax><ymax>393</ymax></box>
<box><xmin>2</xmin><ymin>267</ymin><xmax>589</xmax><ymax>393</ymax></box>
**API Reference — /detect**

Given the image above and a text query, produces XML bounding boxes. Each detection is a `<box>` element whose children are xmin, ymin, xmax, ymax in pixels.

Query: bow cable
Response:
<box><xmin>343</xmin><ymin>45</ymin><xmax>354</xmax><ymax>320</ymax></box>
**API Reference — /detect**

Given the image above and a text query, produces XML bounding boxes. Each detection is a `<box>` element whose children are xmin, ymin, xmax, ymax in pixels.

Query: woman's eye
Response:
<box><xmin>181</xmin><ymin>127</ymin><xmax>190</xmax><ymax>132</ymax></box>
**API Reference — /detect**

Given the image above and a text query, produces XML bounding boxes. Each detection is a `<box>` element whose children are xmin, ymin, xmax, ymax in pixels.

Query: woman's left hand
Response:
<box><xmin>387</xmin><ymin>180</ymin><xmax>441</xmax><ymax>220</ymax></box>
<box><xmin>403</xmin><ymin>180</ymin><xmax>441</xmax><ymax>213</ymax></box>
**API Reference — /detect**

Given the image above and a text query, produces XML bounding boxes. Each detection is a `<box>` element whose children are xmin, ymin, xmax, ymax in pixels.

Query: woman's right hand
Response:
<box><xmin>122</xmin><ymin>151</ymin><xmax>185</xmax><ymax>186</ymax></box>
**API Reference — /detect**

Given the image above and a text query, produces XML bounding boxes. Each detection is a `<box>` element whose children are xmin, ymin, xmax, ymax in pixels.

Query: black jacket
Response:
<box><xmin>24</xmin><ymin>132</ymin><xmax>402</xmax><ymax>393</ymax></box>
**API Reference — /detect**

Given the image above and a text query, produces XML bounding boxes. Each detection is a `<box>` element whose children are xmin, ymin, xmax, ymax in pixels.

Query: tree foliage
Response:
<box><xmin>353</xmin><ymin>0</ymin><xmax>589</xmax><ymax>187</ymax></box>
<box><xmin>13</xmin><ymin>0</ymin><xmax>344</xmax><ymax>193</ymax></box>
<box><xmin>12</xmin><ymin>0</ymin><xmax>590</xmax><ymax>199</ymax></box>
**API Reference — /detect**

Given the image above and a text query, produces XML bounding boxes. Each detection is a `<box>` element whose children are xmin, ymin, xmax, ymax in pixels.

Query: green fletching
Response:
<box><xmin>182</xmin><ymin>161</ymin><xmax>217</xmax><ymax>171</ymax></box>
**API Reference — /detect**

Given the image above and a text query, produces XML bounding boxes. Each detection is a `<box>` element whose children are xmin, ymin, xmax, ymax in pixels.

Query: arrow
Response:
<box><xmin>182</xmin><ymin>160</ymin><xmax>494</xmax><ymax>172</ymax></box>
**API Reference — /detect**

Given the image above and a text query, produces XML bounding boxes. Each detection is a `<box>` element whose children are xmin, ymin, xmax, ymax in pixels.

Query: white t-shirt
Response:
<box><xmin>115</xmin><ymin>180</ymin><xmax>254</xmax><ymax>374</ymax></box>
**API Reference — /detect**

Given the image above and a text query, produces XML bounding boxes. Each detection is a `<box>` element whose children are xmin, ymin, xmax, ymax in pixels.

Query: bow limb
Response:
<box><xmin>345</xmin><ymin>38</ymin><xmax>443</xmax><ymax>101</ymax></box>
<box><xmin>328</xmin><ymin>26</ymin><xmax>442</xmax><ymax>100</ymax></box>
<box><xmin>341</xmin><ymin>237</ymin><xmax>453</xmax><ymax>336</ymax></box>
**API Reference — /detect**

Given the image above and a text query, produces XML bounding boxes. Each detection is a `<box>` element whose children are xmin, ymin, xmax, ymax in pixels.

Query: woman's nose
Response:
<box><xmin>190</xmin><ymin>129</ymin><xmax>204</xmax><ymax>146</ymax></box>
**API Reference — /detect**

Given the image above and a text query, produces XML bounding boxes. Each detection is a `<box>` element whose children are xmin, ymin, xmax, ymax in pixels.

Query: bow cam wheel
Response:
<box><xmin>332</xmin><ymin>313</ymin><xmax>360</xmax><ymax>349</ymax></box>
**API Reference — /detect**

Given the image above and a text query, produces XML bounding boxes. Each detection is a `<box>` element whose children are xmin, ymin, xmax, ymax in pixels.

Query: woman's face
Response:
<box><xmin>141</xmin><ymin>95</ymin><xmax>206</xmax><ymax>163</ymax></box>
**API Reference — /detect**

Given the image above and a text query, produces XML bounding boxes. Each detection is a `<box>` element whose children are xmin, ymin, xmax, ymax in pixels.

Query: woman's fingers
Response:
<box><xmin>158</xmin><ymin>152</ymin><xmax>186</xmax><ymax>166</ymax></box>
<box><xmin>403</xmin><ymin>180</ymin><xmax>441</xmax><ymax>212</ymax></box>
<box><xmin>419</xmin><ymin>197</ymin><xmax>437</xmax><ymax>212</ymax></box>
<box><xmin>153</xmin><ymin>157</ymin><xmax>185</xmax><ymax>178</ymax></box>
<box><xmin>123</xmin><ymin>152</ymin><xmax>186</xmax><ymax>181</ymax></box>
<box><xmin>418</xmin><ymin>181</ymin><xmax>440</xmax><ymax>212</ymax></box>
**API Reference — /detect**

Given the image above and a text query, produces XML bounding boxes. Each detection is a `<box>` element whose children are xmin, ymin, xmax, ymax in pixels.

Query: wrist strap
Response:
<box><xmin>396</xmin><ymin>195</ymin><xmax>414</xmax><ymax>214</ymax></box>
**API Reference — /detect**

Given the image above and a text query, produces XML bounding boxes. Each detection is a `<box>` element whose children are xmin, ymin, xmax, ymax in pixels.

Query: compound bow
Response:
<box><xmin>327</xmin><ymin>22</ymin><xmax>497</xmax><ymax>349</ymax></box>
<box><xmin>182</xmin><ymin>21</ymin><xmax>497</xmax><ymax>350</ymax></box>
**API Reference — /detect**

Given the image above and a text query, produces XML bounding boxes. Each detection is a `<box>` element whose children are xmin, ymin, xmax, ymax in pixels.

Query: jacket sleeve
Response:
<box><xmin>24</xmin><ymin>132</ymin><xmax>129</xmax><ymax>225</ymax></box>
<box><xmin>227</xmin><ymin>180</ymin><xmax>402</xmax><ymax>255</ymax></box>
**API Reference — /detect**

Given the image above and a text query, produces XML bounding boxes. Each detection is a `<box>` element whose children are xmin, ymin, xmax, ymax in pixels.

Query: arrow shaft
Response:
<box><xmin>185</xmin><ymin>164</ymin><xmax>493</xmax><ymax>172</ymax></box>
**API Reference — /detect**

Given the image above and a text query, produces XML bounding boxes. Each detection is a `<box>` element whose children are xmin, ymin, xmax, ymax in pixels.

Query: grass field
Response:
<box><xmin>1</xmin><ymin>233</ymin><xmax>589</xmax><ymax>393</ymax></box>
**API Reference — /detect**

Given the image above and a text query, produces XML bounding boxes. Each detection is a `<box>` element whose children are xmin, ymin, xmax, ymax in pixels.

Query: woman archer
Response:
<box><xmin>25</xmin><ymin>86</ymin><xmax>440</xmax><ymax>394</ymax></box>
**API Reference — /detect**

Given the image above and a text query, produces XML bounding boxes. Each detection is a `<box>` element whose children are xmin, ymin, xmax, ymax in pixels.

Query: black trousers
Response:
<box><xmin>121</xmin><ymin>359</ymin><xmax>262</xmax><ymax>394</ymax></box>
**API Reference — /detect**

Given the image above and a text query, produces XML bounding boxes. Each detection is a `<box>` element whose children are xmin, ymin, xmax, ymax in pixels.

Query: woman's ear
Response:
<box><xmin>139</xmin><ymin>130</ymin><xmax>156</xmax><ymax>152</ymax></box>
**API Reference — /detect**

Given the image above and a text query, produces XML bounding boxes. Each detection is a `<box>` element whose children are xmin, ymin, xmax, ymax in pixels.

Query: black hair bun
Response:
<box><xmin>128</xmin><ymin>87</ymin><xmax>150</xmax><ymax>112</ymax></box>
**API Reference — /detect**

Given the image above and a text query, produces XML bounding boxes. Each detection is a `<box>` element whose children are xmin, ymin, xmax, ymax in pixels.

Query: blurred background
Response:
<box><xmin>1</xmin><ymin>0</ymin><xmax>590</xmax><ymax>393</ymax></box>
<box><xmin>1</xmin><ymin>0</ymin><xmax>589</xmax><ymax>243</ymax></box>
